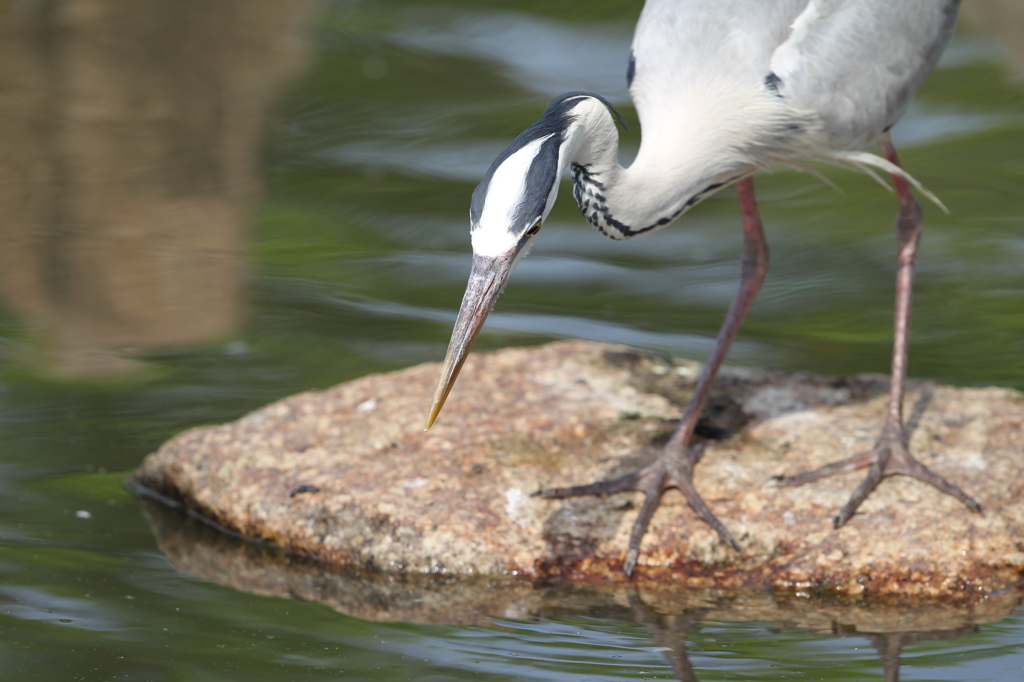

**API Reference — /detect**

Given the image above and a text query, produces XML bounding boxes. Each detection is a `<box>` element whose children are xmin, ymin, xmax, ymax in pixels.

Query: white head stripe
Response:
<box><xmin>471</xmin><ymin>134</ymin><xmax>554</xmax><ymax>257</ymax></box>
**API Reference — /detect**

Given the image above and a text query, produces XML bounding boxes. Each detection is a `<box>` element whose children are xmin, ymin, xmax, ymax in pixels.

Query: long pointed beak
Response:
<box><xmin>424</xmin><ymin>251</ymin><xmax>518</xmax><ymax>430</ymax></box>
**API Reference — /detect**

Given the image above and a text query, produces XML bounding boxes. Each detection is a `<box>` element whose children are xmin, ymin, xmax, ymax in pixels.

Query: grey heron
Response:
<box><xmin>424</xmin><ymin>0</ymin><xmax>982</xmax><ymax>577</ymax></box>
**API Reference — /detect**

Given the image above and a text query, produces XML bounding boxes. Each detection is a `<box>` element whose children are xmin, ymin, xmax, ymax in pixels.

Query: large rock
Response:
<box><xmin>133</xmin><ymin>341</ymin><xmax>1024</xmax><ymax>598</ymax></box>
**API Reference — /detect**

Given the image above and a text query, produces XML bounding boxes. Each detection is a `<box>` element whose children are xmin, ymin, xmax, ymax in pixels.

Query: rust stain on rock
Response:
<box><xmin>134</xmin><ymin>341</ymin><xmax>1024</xmax><ymax>599</ymax></box>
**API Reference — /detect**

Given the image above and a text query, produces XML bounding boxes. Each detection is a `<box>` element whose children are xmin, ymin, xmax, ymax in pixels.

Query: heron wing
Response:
<box><xmin>629</xmin><ymin>0</ymin><xmax>808</xmax><ymax>123</ymax></box>
<box><xmin>769</xmin><ymin>0</ymin><xmax>961</xmax><ymax>150</ymax></box>
<box><xmin>627</xmin><ymin>0</ymin><xmax>810</xmax><ymax>178</ymax></box>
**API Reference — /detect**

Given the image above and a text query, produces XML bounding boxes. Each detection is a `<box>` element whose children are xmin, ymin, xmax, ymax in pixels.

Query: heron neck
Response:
<box><xmin>563</xmin><ymin>105</ymin><xmax>745</xmax><ymax>240</ymax></box>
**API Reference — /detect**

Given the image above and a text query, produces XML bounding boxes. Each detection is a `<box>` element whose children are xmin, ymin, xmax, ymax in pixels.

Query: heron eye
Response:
<box><xmin>526</xmin><ymin>220</ymin><xmax>542</xmax><ymax>237</ymax></box>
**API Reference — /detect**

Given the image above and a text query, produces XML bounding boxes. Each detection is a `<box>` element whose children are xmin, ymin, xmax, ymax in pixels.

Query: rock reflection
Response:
<box><xmin>140</xmin><ymin>495</ymin><xmax>1022</xmax><ymax>681</ymax></box>
<box><xmin>0</xmin><ymin>0</ymin><xmax>314</xmax><ymax>376</ymax></box>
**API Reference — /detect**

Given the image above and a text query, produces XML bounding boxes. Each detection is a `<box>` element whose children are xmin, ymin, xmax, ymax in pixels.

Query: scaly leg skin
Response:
<box><xmin>775</xmin><ymin>134</ymin><xmax>983</xmax><ymax>527</ymax></box>
<box><xmin>533</xmin><ymin>177</ymin><xmax>769</xmax><ymax>577</ymax></box>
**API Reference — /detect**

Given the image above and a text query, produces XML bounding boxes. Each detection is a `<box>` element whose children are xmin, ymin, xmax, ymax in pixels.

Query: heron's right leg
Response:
<box><xmin>534</xmin><ymin>177</ymin><xmax>769</xmax><ymax>577</ymax></box>
<box><xmin>775</xmin><ymin>134</ymin><xmax>982</xmax><ymax>525</ymax></box>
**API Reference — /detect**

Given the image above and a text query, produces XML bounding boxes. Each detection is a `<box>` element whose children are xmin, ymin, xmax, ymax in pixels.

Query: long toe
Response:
<box><xmin>532</xmin><ymin>469</ymin><xmax>645</xmax><ymax>499</ymax></box>
<box><xmin>774</xmin><ymin>450</ymin><xmax>876</xmax><ymax>487</ymax></box>
<box><xmin>900</xmin><ymin>459</ymin><xmax>984</xmax><ymax>514</ymax></box>
<box><xmin>667</xmin><ymin>469</ymin><xmax>741</xmax><ymax>551</ymax></box>
<box><xmin>833</xmin><ymin>461</ymin><xmax>886</xmax><ymax>528</ymax></box>
<box><xmin>623</xmin><ymin>481</ymin><xmax>669</xmax><ymax>577</ymax></box>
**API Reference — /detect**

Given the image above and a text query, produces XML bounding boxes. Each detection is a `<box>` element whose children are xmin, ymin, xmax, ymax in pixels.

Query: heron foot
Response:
<box><xmin>774</xmin><ymin>420</ymin><xmax>983</xmax><ymax>527</ymax></box>
<box><xmin>532</xmin><ymin>442</ymin><xmax>740</xmax><ymax>577</ymax></box>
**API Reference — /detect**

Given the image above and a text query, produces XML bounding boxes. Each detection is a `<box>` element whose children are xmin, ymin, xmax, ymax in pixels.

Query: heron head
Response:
<box><xmin>424</xmin><ymin>92</ymin><xmax>624</xmax><ymax>429</ymax></box>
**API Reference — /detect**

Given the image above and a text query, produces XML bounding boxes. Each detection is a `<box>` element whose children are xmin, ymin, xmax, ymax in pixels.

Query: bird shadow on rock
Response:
<box><xmin>601</xmin><ymin>347</ymin><xmax>896</xmax><ymax>425</ymax></box>
<box><xmin>139</xmin><ymin>495</ymin><xmax>1023</xmax><ymax>681</ymax></box>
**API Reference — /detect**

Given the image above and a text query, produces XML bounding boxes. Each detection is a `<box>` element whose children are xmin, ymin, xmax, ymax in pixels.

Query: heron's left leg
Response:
<box><xmin>776</xmin><ymin>134</ymin><xmax>982</xmax><ymax>526</ymax></box>
<box><xmin>534</xmin><ymin>177</ymin><xmax>769</xmax><ymax>576</ymax></box>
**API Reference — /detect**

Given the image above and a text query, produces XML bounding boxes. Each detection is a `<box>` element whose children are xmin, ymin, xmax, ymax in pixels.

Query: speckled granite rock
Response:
<box><xmin>133</xmin><ymin>341</ymin><xmax>1024</xmax><ymax>598</ymax></box>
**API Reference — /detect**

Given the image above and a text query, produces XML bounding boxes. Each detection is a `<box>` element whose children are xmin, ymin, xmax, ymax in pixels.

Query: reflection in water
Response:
<box><xmin>0</xmin><ymin>0</ymin><xmax>315</xmax><ymax>376</ymax></box>
<box><xmin>589</xmin><ymin>599</ymin><xmax>979</xmax><ymax>682</ymax></box>
<box><xmin>838</xmin><ymin>624</ymin><xmax>978</xmax><ymax>682</ymax></box>
<box><xmin>620</xmin><ymin>600</ymin><xmax>705</xmax><ymax>682</ymax></box>
<box><xmin>141</xmin><ymin>496</ymin><xmax>1022</xmax><ymax>681</ymax></box>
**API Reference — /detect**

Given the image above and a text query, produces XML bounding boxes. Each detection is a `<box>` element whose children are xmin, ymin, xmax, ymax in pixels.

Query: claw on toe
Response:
<box><xmin>623</xmin><ymin>548</ymin><xmax>641</xmax><ymax>578</ymax></box>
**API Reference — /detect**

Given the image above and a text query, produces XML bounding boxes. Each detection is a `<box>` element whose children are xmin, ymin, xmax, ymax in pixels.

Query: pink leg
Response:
<box><xmin>776</xmin><ymin>134</ymin><xmax>982</xmax><ymax>526</ymax></box>
<box><xmin>535</xmin><ymin>177</ymin><xmax>769</xmax><ymax>576</ymax></box>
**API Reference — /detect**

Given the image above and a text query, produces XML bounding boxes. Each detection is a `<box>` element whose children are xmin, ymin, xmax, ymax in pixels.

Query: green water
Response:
<box><xmin>1</xmin><ymin>0</ymin><xmax>1023</xmax><ymax>679</ymax></box>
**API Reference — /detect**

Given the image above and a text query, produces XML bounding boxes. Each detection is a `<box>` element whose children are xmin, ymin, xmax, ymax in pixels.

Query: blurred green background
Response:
<box><xmin>0</xmin><ymin>0</ymin><xmax>1021</xmax><ymax>679</ymax></box>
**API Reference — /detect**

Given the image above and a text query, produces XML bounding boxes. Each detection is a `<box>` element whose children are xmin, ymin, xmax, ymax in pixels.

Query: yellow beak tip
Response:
<box><xmin>424</xmin><ymin>402</ymin><xmax>443</xmax><ymax>431</ymax></box>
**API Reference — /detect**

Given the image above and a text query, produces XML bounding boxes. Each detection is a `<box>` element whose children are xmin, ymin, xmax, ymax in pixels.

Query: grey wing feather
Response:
<box><xmin>627</xmin><ymin>0</ymin><xmax>810</xmax><ymax>168</ymax></box>
<box><xmin>629</xmin><ymin>0</ymin><xmax>808</xmax><ymax>111</ymax></box>
<box><xmin>770</xmin><ymin>0</ymin><xmax>961</xmax><ymax>149</ymax></box>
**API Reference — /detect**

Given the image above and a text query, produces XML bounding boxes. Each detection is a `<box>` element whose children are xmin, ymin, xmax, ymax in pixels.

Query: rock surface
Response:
<box><xmin>134</xmin><ymin>341</ymin><xmax>1024</xmax><ymax>598</ymax></box>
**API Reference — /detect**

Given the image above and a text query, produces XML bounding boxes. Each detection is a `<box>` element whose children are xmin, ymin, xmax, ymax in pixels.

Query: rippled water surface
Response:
<box><xmin>1</xmin><ymin>0</ymin><xmax>1023</xmax><ymax>679</ymax></box>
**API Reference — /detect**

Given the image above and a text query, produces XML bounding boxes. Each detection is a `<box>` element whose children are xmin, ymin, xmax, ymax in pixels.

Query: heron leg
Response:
<box><xmin>775</xmin><ymin>134</ymin><xmax>982</xmax><ymax>526</ymax></box>
<box><xmin>534</xmin><ymin>177</ymin><xmax>768</xmax><ymax>576</ymax></box>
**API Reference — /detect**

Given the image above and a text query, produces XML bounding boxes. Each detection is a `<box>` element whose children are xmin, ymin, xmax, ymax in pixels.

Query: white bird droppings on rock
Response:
<box><xmin>504</xmin><ymin>487</ymin><xmax>529</xmax><ymax>528</ymax></box>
